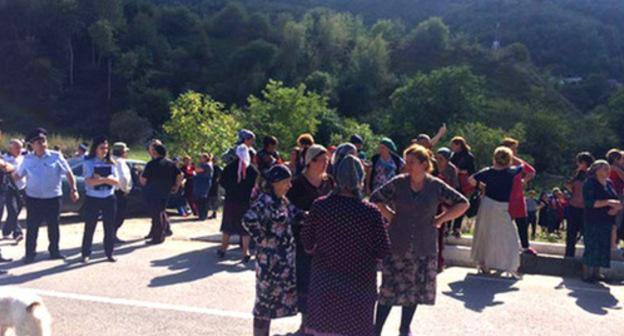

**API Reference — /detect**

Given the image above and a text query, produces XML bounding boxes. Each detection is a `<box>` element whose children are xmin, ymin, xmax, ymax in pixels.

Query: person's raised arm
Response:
<box><xmin>430</xmin><ymin>123</ymin><xmax>447</xmax><ymax>147</ymax></box>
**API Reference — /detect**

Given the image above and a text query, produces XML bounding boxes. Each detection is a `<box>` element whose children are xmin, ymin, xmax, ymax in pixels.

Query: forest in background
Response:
<box><xmin>1</xmin><ymin>0</ymin><xmax>624</xmax><ymax>176</ymax></box>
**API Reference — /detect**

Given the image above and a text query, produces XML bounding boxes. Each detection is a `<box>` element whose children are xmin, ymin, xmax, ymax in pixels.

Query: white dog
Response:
<box><xmin>0</xmin><ymin>287</ymin><xmax>51</xmax><ymax>336</ymax></box>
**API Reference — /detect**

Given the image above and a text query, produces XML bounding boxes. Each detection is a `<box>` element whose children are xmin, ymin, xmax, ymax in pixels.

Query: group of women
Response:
<box><xmin>224</xmin><ymin>128</ymin><xmax>475</xmax><ymax>336</ymax></box>
<box><xmin>201</xmin><ymin>128</ymin><xmax>623</xmax><ymax>335</ymax></box>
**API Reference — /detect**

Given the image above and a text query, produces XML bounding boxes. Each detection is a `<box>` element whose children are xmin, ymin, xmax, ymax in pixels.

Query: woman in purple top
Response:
<box><xmin>302</xmin><ymin>155</ymin><xmax>389</xmax><ymax>336</ymax></box>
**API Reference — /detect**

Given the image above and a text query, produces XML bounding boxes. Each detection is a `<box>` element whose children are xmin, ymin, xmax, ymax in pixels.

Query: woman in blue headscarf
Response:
<box><xmin>242</xmin><ymin>164</ymin><xmax>302</xmax><ymax>336</ymax></box>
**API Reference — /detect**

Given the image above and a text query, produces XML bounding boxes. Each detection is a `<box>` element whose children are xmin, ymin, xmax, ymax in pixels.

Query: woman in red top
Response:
<box><xmin>502</xmin><ymin>138</ymin><xmax>537</xmax><ymax>255</ymax></box>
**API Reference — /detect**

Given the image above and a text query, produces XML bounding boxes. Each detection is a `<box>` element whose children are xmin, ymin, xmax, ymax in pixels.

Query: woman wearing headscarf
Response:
<box><xmin>450</xmin><ymin>136</ymin><xmax>477</xmax><ymax>238</ymax></box>
<box><xmin>367</xmin><ymin>137</ymin><xmax>405</xmax><ymax>194</ymax></box>
<box><xmin>582</xmin><ymin>160</ymin><xmax>623</xmax><ymax>282</ymax></box>
<box><xmin>371</xmin><ymin>144</ymin><xmax>468</xmax><ymax>336</ymax></box>
<box><xmin>242</xmin><ymin>165</ymin><xmax>301</xmax><ymax>336</ymax></box>
<box><xmin>218</xmin><ymin>148</ymin><xmax>258</xmax><ymax>262</ymax></box>
<box><xmin>286</xmin><ymin>144</ymin><xmax>334</xmax><ymax>332</ymax></box>
<box><xmin>329</xmin><ymin>143</ymin><xmax>357</xmax><ymax>177</ymax></box>
<box><xmin>236</xmin><ymin>129</ymin><xmax>256</xmax><ymax>182</ymax></box>
<box><xmin>302</xmin><ymin>155</ymin><xmax>389</xmax><ymax>336</ymax></box>
<box><xmin>469</xmin><ymin>147</ymin><xmax>523</xmax><ymax>277</ymax></box>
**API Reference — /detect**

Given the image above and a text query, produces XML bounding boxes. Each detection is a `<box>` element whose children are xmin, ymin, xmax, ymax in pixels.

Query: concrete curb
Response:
<box><xmin>443</xmin><ymin>244</ymin><xmax>624</xmax><ymax>281</ymax></box>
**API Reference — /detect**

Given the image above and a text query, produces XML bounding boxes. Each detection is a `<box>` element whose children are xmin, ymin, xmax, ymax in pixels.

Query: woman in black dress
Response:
<box><xmin>218</xmin><ymin>151</ymin><xmax>258</xmax><ymax>262</ymax></box>
<box><xmin>286</xmin><ymin>144</ymin><xmax>334</xmax><ymax>332</ymax></box>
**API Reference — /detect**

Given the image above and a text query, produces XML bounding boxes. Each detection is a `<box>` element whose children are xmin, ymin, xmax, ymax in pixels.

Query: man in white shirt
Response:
<box><xmin>112</xmin><ymin>142</ymin><xmax>133</xmax><ymax>244</ymax></box>
<box><xmin>2</xmin><ymin>139</ymin><xmax>26</xmax><ymax>243</ymax></box>
<box><xmin>0</xmin><ymin>122</ymin><xmax>16</xmax><ymax>263</ymax></box>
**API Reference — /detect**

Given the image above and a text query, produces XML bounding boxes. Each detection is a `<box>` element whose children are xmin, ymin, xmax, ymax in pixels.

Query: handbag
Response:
<box><xmin>465</xmin><ymin>183</ymin><xmax>481</xmax><ymax>218</ymax></box>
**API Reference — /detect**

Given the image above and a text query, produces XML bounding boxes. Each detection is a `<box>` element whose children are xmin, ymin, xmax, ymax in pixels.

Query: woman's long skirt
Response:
<box><xmin>471</xmin><ymin>196</ymin><xmax>521</xmax><ymax>272</ymax></box>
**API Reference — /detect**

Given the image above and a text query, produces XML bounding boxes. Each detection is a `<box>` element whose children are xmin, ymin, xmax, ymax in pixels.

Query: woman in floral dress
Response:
<box><xmin>242</xmin><ymin>164</ymin><xmax>301</xmax><ymax>336</ymax></box>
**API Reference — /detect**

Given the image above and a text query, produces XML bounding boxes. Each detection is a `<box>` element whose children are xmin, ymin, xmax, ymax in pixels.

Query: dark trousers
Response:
<box><xmin>2</xmin><ymin>189</ymin><xmax>24</xmax><ymax>238</ymax></box>
<box><xmin>196</xmin><ymin>196</ymin><xmax>208</xmax><ymax>220</ymax></box>
<box><xmin>527</xmin><ymin>211</ymin><xmax>537</xmax><ymax>239</ymax></box>
<box><xmin>566</xmin><ymin>206</ymin><xmax>584</xmax><ymax>257</ymax></box>
<box><xmin>82</xmin><ymin>196</ymin><xmax>116</xmax><ymax>258</ymax></box>
<box><xmin>114</xmin><ymin>190</ymin><xmax>129</xmax><ymax>235</ymax></box>
<box><xmin>452</xmin><ymin>215</ymin><xmax>464</xmax><ymax>231</ymax></box>
<box><xmin>25</xmin><ymin>196</ymin><xmax>61</xmax><ymax>258</ymax></box>
<box><xmin>515</xmin><ymin>217</ymin><xmax>530</xmax><ymax>249</ymax></box>
<box><xmin>146</xmin><ymin>195</ymin><xmax>170</xmax><ymax>242</ymax></box>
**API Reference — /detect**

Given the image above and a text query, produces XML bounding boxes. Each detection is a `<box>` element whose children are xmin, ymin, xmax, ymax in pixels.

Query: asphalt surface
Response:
<box><xmin>0</xmin><ymin>214</ymin><xmax>622</xmax><ymax>336</ymax></box>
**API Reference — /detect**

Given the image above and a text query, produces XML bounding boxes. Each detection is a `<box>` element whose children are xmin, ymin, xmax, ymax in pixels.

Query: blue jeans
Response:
<box><xmin>2</xmin><ymin>188</ymin><xmax>25</xmax><ymax>238</ymax></box>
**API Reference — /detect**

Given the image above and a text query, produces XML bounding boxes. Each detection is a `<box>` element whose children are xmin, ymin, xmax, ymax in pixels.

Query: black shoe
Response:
<box><xmin>23</xmin><ymin>256</ymin><xmax>35</xmax><ymax>264</ymax></box>
<box><xmin>107</xmin><ymin>256</ymin><xmax>117</xmax><ymax>263</ymax></box>
<box><xmin>165</xmin><ymin>230</ymin><xmax>173</xmax><ymax>237</ymax></box>
<box><xmin>216</xmin><ymin>249</ymin><xmax>225</xmax><ymax>259</ymax></box>
<box><xmin>242</xmin><ymin>255</ymin><xmax>251</xmax><ymax>263</ymax></box>
<box><xmin>144</xmin><ymin>234</ymin><xmax>153</xmax><ymax>240</ymax></box>
<box><xmin>114</xmin><ymin>237</ymin><xmax>127</xmax><ymax>244</ymax></box>
<box><xmin>146</xmin><ymin>239</ymin><xmax>164</xmax><ymax>245</ymax></box>
<box><xmin>49</xmin><ymin>253</ymin><xmax>66</xmax><ymax>260</ymax></box>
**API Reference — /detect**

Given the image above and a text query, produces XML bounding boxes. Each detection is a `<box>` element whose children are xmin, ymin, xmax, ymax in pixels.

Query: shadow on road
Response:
<box><xmin>555</xmin><ymin>278</ymin><xmax>621</xmax><ymax>315</ymax></box>
<box><xmin>0</xmin><ymin>241</ymin><xmax>150</xmax><ymax>285</ymax></box>
<box><xmin>148</xmin><ymin>245</ymin><xmax>252</xmax><ymax>288</ymax></box>
<box><xmin>442</xmin><ymin>274</ymin><xmax>519</xmax><ymax>312</ymax></box>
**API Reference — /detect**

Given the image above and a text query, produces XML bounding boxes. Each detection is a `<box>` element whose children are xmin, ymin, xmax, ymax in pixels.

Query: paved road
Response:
<box><xmin>0</xmin><ymin>215</ymin><xmax>622</xmax><ymax>336</ymax></box>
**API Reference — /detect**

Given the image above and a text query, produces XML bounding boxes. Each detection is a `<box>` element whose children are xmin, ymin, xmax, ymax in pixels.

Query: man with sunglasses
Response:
<box><xmin>15</xmin><ymin>128</ymin><xmax>79</xmax><ymax>264</ymax></box>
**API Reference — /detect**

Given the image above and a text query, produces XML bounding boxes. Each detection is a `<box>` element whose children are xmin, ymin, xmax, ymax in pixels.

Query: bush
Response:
<box><xmin>110</xmin><ymin>110</ymin><xmax>154</xmax><ymax>146</ymax></box>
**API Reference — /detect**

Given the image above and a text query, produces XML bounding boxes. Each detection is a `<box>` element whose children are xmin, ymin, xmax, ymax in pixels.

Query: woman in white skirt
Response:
<box><xmin>469</xmin><ymin>146</ymin><xmax>524</xmax><ymax>278</ymax></box>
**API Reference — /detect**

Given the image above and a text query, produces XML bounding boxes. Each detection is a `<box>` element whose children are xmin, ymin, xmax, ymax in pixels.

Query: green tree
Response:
<box><xmin>163</xmin><ymin>91</ymin><xmax>240</xmax><ymax>157</ymax></box>
<box><xmin>339</xmin><ymin>34</ymin><xmax>394</xmax><ymax>116</ymax></box>
<box><xmin>395</xmin><ymin>17</ymin><xmax>450</xmax><ymax>72</ymax></box>
<box><xmin>389</xmin><ymin>66</ymin><xmax>485</xmax><ymax>145</ymax></box>
<box><xmin>242</xmin><ymin>80</ymin><xmax>331</xmax><ymax>150</ymax></box>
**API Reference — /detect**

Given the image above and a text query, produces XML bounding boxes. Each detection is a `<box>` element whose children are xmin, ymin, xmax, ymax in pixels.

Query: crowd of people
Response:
<box><xmin>1</xmin><ymin>120</ymin><xmax>624</xmax><ymax>335</ymax></box>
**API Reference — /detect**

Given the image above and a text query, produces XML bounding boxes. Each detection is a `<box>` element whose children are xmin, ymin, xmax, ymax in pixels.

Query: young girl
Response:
<box><xmin>242</xmin><ymin>164</ymin><xmax>302</xmax><ymax>336</ymax></box>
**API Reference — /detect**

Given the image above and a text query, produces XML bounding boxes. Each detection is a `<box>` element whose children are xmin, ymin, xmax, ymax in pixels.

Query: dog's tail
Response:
<box><xmin>26</xmin><ymin>302</ymin><xmax>52</xmax><ymax>336</ymax></box>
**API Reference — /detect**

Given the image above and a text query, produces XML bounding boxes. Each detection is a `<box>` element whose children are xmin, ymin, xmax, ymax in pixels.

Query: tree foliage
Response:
<box><xmin>241</xmin><ymin>80</ymin><xmax>331</xmax><ymax>151</ymax></box>
<box><xmin>163</xmin><ymin>91</ymin><xmax>240</xmax><ymax>157</ymax></box>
